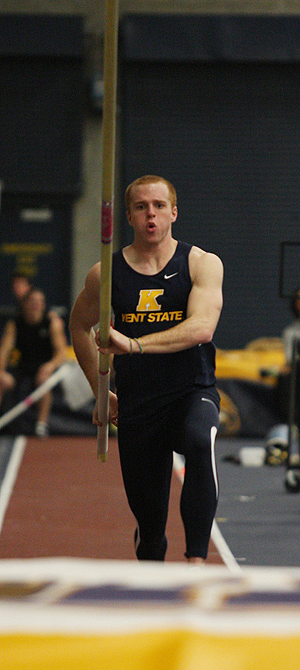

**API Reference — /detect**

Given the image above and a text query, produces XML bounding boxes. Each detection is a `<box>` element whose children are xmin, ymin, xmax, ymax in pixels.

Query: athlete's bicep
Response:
<box><xmin>70</xmin><ymin>263</ymin><xmax>101</xmax><ymax>332</ymax></box>
<box><xmin>187</xmin><ymin>252</ymin><xmax>223</xmax><ymax>333</ymax></box>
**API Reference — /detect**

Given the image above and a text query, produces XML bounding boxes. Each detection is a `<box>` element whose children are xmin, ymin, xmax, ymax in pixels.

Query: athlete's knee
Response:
<box><xmin>185</xmin><ymin>421</ymin><xmax>217</xmax><ymax>457</ymax></box>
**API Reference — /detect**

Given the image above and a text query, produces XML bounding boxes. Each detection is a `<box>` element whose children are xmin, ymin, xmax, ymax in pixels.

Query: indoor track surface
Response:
<box><xmin>0</xmin><ymin>434</ymin><xmax>223</xmax><ymax>564</ymax></box>
<box><xmin>0</xmin><ymin>433</ymin><xmax>299</xmax><ymax>670</ymax></box>
<box><xmin>0</xmin><ymin>434</ymin><xmax>299</xmax><ymax>567</ymax></box>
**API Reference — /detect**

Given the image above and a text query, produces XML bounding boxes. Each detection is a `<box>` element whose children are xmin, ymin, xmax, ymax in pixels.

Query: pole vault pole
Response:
<box><xmin>97</xmin><ymin>0</ymin><xmax>119</xmax><ymax>462</ymax></box>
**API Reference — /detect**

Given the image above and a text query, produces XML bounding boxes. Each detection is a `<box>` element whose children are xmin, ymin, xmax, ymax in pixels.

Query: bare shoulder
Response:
<box><xmin>84</xmin><ymin>262</ymin><xmax>101</xmax><ymax>299</ymax></box>
<box><xmin>188</xmin><ymin>246</ymin><xmax>223</xmax><ymax>283</ymax></box>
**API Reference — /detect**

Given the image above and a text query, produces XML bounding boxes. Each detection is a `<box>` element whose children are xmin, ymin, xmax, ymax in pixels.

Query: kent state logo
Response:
<box><xmin>122</xmin><ymin>289</ymin><xmax>183</xmax><ymax>323</ymax></box>
<box><xmin>136</xmin><ymin>289</ymin><xmax>164</xmax><ymax>311</ymax></box>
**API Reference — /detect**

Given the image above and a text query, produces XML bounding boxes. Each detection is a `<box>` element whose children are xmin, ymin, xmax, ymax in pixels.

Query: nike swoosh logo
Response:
<box><xmin>164</xmin><ymin>272</ymin><xmax>178</xmax><ymax>279</ymax></box>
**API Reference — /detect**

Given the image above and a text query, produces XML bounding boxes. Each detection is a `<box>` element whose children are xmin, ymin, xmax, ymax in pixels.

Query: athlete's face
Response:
<box><xmin>127</xmin><ymin>181</ymin><xmax>178</xmax><ymax>245</ymax></box>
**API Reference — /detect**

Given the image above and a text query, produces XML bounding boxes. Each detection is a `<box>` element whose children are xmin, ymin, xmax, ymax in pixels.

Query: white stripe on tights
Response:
<box><xmin>210</xmin><ymin>425</ymin><xmax>218</xmax><ymax>498</ymax></box>
<box><xmin>172</xmin><ymin>451</ymin><xmax>243</xmax><ymax>575</ymax></box>
<box><xmin>201</xmin><ymin>397</ymin><xmax>218</xmax><ymax>496</ymax></box>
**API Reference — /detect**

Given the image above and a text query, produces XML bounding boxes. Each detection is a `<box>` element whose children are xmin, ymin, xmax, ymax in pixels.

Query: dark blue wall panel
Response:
<box><xmin>120</xmin><ymin>16</ymin><xmax>300</xmax><ymax>348</ymax></box>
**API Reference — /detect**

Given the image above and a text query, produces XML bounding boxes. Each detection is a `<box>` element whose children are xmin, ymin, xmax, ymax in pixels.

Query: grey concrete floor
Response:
<box><xmin>216</xmin><ymin>437</ymin><xmax>300</xmax><ymax>567</ymax></box>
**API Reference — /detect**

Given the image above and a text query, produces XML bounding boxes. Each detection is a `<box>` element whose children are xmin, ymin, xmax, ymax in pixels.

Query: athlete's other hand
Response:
<box><xmin>92</xmin><ymin>390</ymin><xmax>118</xmax><ymax>427</ymax></box>
<box><xmin>96</xmin><ymin>326</ymin><xmax>131</xmax><ymax>356</ymax></box>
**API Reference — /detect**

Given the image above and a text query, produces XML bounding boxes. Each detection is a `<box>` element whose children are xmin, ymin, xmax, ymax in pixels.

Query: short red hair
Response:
<box><xmin>125</xmin><ymin>175</ymin><xmax>177</xmax><ymax>210</ymax></box>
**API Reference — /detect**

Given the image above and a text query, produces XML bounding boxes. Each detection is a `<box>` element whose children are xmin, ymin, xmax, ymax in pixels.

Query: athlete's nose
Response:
<box><xmin>147</xmin><ymin>204</ymin><xmax>156</xmax><ymax>217</ymax></box>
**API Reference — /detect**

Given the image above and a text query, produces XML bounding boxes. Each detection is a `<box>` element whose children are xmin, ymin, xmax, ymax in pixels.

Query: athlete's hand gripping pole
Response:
<box><xmin>97</xmin><ymin>0</ymin><xmax>119</xmax><ymax>462</ymax></box>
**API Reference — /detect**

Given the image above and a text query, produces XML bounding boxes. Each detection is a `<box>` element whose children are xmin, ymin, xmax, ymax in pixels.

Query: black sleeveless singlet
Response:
<box><xmin>112</xmin><ymin>241</ymin><xmax>217</xmax><ymax>419</ymax></box>
<box><xmin>14</xmin><ymin>313</ymin><xmax>53</xmax><ymax>375</ymax></box>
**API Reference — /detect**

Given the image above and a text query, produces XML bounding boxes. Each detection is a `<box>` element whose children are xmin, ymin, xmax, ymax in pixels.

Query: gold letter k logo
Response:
<box><xmin>136</xmin><ymin>289</ymin><xmax>164</xmax><ymax>311</ymax></box>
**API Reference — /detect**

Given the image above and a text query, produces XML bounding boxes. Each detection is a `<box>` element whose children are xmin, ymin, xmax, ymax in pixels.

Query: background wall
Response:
<box><xmin>0</xmin><ymin>15</ymin><xmax>83</xmax><ymax>317</ymax></box>
<box><xmin>119</xmin><ymin>14</ymin><xmax>300</xmax><ymax>348</ymax></box>
<box><xmin>0</xmin><ymin>1</ymin><xmax>300</xmax><ymax>347</ymax></box>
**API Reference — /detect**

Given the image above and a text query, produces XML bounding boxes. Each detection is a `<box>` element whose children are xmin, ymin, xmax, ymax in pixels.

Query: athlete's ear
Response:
<box><xmin>171</xmin><ymin>205</ymin><xmax>178</xmax><ymax>223</ymax></box>
<box><xmin>126</xmin><ymin>209</ymin><xmax>133</xmax><ymax>227</ymax></box>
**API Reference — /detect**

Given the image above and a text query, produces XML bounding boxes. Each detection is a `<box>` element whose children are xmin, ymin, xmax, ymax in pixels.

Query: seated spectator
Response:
<box><xmin>10</xmin><ymin>272</ymin><xmax>33</xmax><ymax>305</ymax></box>
<box><xmin>0</xmin><ymin>273</ymin><xmax>33</xmax><ymax>338</ymax></box>
<box><xmin>282</xmin><ymin>288</ymin><xmax>300</xmax><ymax>368</ymax></box>
<box><xmin>277</xmin><ymin>287</ymin><xmax>300</xmax><ymax>426</ymax></box>
<box><xmin>0</xmin><ymin>287</ymin><xmax>68</xmax><ymax>436</ymax></box>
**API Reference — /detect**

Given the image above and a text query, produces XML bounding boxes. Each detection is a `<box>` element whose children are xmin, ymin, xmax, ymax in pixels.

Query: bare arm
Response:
<box><xmin>0</xmin><ymin>320</ymin><xmax>17</xmax><ymax>371</ymax></box>
<box><xmin>69</xmin><ymin>263</ymin><xmax>101</xmax><ymax>397</ymax></box>
<box><xmin>97</xmin><ymin>248</ymin><xmax>223</xmax><ymax>355</ymax></box>
<box><xmin>69</xmin><ymin>263</ymin><xmax>118</xmax><ymax>426</ymax></box>
<box><xmin>50</xmin><ymin>315</ymin><xmax>68</xmax><ymax>361</ymax></box>
<box><xmin>37</xmin><ymin>315</ymin><xmax>68</xmax><ymax>383</ymax></box>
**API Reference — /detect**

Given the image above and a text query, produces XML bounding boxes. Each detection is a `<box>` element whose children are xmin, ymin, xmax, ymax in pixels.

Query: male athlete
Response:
<box><xmin>70</xmin><ymin>175</ymin><xmax>223</xmax><ymax>562</ymax></box>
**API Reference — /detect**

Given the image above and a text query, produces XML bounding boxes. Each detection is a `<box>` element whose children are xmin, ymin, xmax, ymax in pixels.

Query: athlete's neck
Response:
<box><xmin>123</xmin><ymin>238</ymin><xmax>178</xmax><ymax>275</ymax></box>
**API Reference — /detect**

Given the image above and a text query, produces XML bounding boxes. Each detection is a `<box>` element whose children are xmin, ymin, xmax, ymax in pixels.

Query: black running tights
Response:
<box><xmin>117</xmin><ymin>388</ymin><xmax>219</xmax><ymax>561</ymax></box>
